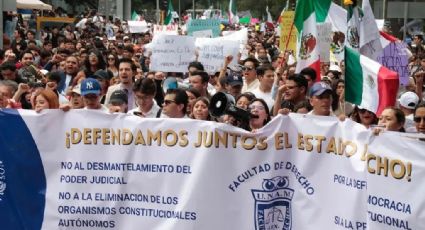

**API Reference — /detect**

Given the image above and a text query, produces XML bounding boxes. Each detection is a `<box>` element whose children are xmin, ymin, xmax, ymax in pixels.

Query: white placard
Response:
<box><xmin>195</xmin><ymin>37</ymin><xmax>240</xmax><ymax>73</ymax></box>
<box><xmin>150</xmin><ymin>35</ymin><xmax>196</xmax><ymax>72</ymax></box>
<box><xmin>127</xmin><ymin>21</ymin><xmax>149</xmax><ymax>33</ymax></box>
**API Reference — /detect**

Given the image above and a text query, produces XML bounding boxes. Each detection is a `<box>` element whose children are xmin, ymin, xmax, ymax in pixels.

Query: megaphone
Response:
<box><xmin>209</xmin><ymin>92</ymin><xmax>257</xmax><ymax>123</ymax></box>
<box><xmin>162</xmin><ymin>77</ymin><xmax>190</xmax><ymax>93</ymax></box>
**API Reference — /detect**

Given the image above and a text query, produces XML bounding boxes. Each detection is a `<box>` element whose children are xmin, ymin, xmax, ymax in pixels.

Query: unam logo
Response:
<box><xmin>0</xmin><ymin>161</ymin><xmax>6</xmax><ymax>201</ymax></box>
<box><xmin>252</xmin><ymin>176</ymin><xmax>294</xmax><ymax>230</ymax></box>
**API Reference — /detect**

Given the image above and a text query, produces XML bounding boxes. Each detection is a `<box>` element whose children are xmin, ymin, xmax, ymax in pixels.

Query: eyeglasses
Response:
<box><xmin>242</xmin><ymin>66</ymin><xmax>255</xmax><ymax>71</ymax></box>
<box><xmin>163</xmin><ymin>99</ymin><xmax>176</xmax><ymax>105</ymax></box>
<box><xmin>414</xmin><ymin>116</ymin><xmax>425</xmax><ymax>123</ymax></box>
<box><xmin>108</xmin><ymin>57</ymin><xmax>115</xmax><ymax>60</ymax></box>
<box><xmin>249</xmin><ymin>105</ymin><xmax>265</xmax><ymax>110</ymax></box>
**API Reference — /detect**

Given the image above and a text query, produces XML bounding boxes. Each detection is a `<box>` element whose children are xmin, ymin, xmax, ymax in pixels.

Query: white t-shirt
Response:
<box><xmin>251</xmin><ymin>88</ymin><xmax>274</xmax><ymax>110</ymax></box>
<box><xmin>127</xmin><ymin>102</ymin><xmax>161</xmax><ymax>118</ymax></box>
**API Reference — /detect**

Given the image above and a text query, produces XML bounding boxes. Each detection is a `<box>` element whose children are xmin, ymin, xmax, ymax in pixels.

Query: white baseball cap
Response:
<box><xmin>399</xmin><ymin>92</ymin><xmax>419</xmax><ymax>110</ymax></box>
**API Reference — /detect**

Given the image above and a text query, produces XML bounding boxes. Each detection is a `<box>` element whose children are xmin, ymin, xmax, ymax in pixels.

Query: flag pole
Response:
<box><xmin>284</xmin><ymin>21</ymin><xmax>294</xmax><ymax>51</ymax></box>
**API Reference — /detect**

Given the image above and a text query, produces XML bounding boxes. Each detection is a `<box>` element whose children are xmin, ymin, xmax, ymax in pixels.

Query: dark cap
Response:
<box><xmin>227</xmin><ymin>74</ymin><xmax>243</xmax><ymax>86</ymax></box>
<box><xmin>93</xmin><ymin>69</ymin><xmax>111</xmax><ymax>80</ymax></box>
<box><xmin>109</xmin><ymin>90</ymin><xmax>128</xmax><ymax>105</ymax></box>
<box><xmin>309</xmin><ymin>82</ymin><xmax>332</xmax><ymax>97</ymax></box>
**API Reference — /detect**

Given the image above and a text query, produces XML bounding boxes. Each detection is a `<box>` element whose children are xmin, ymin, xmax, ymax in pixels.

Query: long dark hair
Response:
<box><xmin>84</xmin><ymin>49</ymin><xmax>106</xmax><ymax>76</ymax></box>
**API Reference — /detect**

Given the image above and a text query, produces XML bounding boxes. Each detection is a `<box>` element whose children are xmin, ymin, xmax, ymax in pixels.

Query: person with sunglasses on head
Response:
<box><xmin>414</xmin><ymin>102</ymin><xmax>425</xmax><ymax>134</ymax></box>
<box><xmin>241</xmin><ymin>57</ymin><xmax>260</xmax><ymax>93</ymax></box>
<box><xmin>160</xmin><ymin>88</ymin><xmax>189</xmax><ymax>118</ymax></box>
<box><xmin>350</xmin><ymin>106</ymin><xmax>378</xmax><ymax>129</ymax></box>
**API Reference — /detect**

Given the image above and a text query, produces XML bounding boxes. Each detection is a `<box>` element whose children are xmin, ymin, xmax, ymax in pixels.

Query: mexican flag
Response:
<box><xmin>345</xmin><ymin>47</ymin><xmax>399</xmax><ymax>115</ymax></box>
<box><xmin>294</xmin><ymin>0</ymin><xmax>331</xmax><ymax>78</ymax></box>
<box><xmin>164</xmin><ymin>0</ymin><xmax>174</xmax><ymax>25</ymax></box>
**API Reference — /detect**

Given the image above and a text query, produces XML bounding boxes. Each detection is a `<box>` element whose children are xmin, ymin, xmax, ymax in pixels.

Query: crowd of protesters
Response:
<box><xmin>0</xmin><ymin>9</ymin><xmax>424</xmax><ymax>136</ymax></box>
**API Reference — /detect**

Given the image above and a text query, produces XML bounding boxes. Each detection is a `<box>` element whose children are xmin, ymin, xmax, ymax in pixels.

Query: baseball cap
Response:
<box><xmin>109</xmin><ymin>90</ymin><xmax>128</xmax><ymax>105</ymax></box>
<box><xmin>227</xmin><ymin>74</ymin><xmax>243</xmax><ymax>86</ymax></box>
<box><xmin>309</xmin><ymin>82</ymin><xmax>332</xmax><ymax>97</ymax></box>
<box><xmin>399</xmin><ymin>92</ymin><xmax>419</xmax><ymax>109</ymax></box>
<box><xmin>72</xmin><ymin>85</ymin><xmax>81</xmax><ymax>95</ymax></box>
<box><xmin>80</xmin><ymin>78</ymin><xmax>101</xmax><ymax>96</ymax></box>
<box><xmin>93</xmin><ymin>69</ymin><xmax>111</xmax><ymax>80</ymax></box>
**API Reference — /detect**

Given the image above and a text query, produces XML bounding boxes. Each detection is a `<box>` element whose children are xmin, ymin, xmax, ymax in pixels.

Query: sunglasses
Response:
<box><xmin>242</xmin><ymin>66</ymin><xmax>255</xmax><ymax>71</ymax></box>
<box><xmin>414</xmin><ymin>116</ymin><xmax>425</xmax><ymax>123</ymax></box>
<box><xmin>163</xmin><ymin>99</ymin><xmax>176</xmax><ymax>105</ymax></box>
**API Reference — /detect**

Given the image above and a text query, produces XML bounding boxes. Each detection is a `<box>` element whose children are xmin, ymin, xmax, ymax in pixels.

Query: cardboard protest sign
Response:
<box><xmin>279</xmin><ymin>11</ymin><xmax>297</xmax><ymax>53</ymax></box>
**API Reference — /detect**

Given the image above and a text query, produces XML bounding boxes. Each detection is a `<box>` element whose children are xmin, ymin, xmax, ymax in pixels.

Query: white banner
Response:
<box><xmin>149</xmin><ymin>35</ymin><xmax>196</xmax><ymax>73</ymax></box>
<box><xmin>195</xmin><ymin>37</ymin><xmax>239</xmax><ymax>73</ymax></box>
<box><xmin>0</xmin><ymin>110</ymin><xmax>424</xmax><ymax>229</ymax></box>
<box><xmin>317</xmin><ymin>23</ymin><xmax>332</xmax><ymax>62</ymax></box>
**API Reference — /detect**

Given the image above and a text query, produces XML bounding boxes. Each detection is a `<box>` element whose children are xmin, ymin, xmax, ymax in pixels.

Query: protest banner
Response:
<box><xmin>279</xmin><ymin>11</ymin><xmax>297</xmax><ymax>53</ymax></box>
<box><xmin>317</xmin><ymin>23</ymin><xmax>332</xmax><ymax>62</ymax></box>
<box><xmin>1</xmin><ymin>110</ymin><xmax>424</xmax><ymax>229</ymax></box>
<box><xmin>187</xmin><ymin>19</ymin><xmax>221</xmax><ymax>38</ymax></box>
<box><xmin>195</xmin><ymin>37</ymin><xmax>239</xmax><ymax>73</ymax></box>
<box><xmin>149</xmin><ymin>35</ymin><xmax>196</xmax><ymax>73</ymax></box>
<box><xmin>127</xmin><ymin>21</ymin><xmax>149</xmax><ymax>34</ymax></box>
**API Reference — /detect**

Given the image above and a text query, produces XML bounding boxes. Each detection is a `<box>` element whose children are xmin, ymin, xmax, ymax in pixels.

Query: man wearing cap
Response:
<box><xmin>225</xmin><ymin>73</ymin><xmax>243</xmax><ymax>98</ymax></box>
<box><xmin>105</xmin><ymin>58</ymin><xmax>137</xmax><ymax>110</ymax></box>
<box><xmin>252</xmin><ymin>64</ymin><xmax>275</xmax><ymax>109</ymax></box>
<box><xmin>81</xmin><ymin>78</ymin><xmax>109</xmax><ymax>112</ymax></box>
<box><xmin>108</xmin><ymin>90</ymin><xmax>128</xmax><ymax>113</ymax></box>
<box><xmin>69</xmin><ymin>85</ymin><xmax>84</xmax><ymax>109</ymax></box>
<box><xmin>308</xmin><ymin>82</ymin><xmax>334</xmax><ymax>116</ymax></box>
<box><xmin>398</xmin><ymin>91</ymin><xmax>420</xmax><ymax>132</ymax></box>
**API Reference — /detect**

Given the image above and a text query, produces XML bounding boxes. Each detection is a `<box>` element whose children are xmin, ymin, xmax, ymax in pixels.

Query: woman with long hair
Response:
<box><xmin>106</xmin><ymin>53</ymin><xmax>119</xmax><ymax>78</ymax></box>
<box><xmin>248</xmin><ymin>98</ymin><xmax>272</xmax><ymax>132</ymax></box>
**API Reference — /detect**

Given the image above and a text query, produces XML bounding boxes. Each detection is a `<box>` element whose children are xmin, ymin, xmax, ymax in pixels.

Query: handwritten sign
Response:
<box><xmin>377</xmin><ymin>42</ymin><xmax>410</xmax><ymax>85</ymax></box>
<box><xmin>150</xmin><ymin>35</ymin><xmax>196</xmax><ymax>73</ymax></box>
<box><xmin>317</xmin><ymin>22</ymin><xmax>332</xmax><ymax>62</ymax></box>
<box><xmin>195</xmin><ymin>37</ymin><xmax>240</xmax><ymax>73</ymax></box>
<box><xmin>187</xmin><ymin>19</ymin><xmax>221</xmax><ymax>38</ymax></box>
<box><xmin>279</xmin><ymin>11</ymin><xmax>297</xmax><ymax>53</ymax></box>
